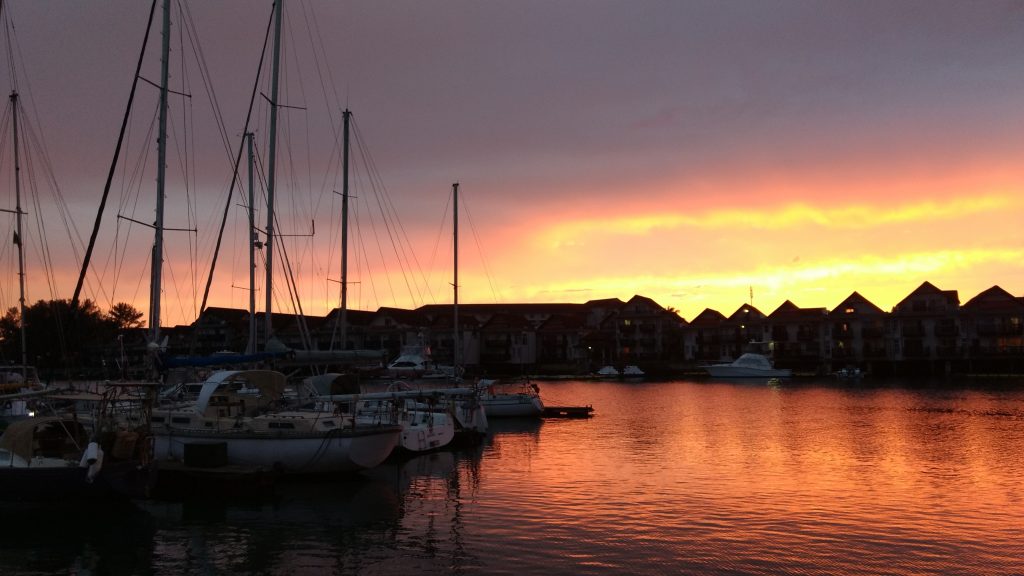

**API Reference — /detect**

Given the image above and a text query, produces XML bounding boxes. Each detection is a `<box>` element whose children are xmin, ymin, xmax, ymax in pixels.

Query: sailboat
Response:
<box><xmin>441</xmin><ymin>183</ymin><xmax>489</xmax><ymax>437</ymax></box>
<box><xmin>440</xmin><ymin>184</ymin><xmax>541</xmax><ymax>419</ymax></box>
<box><xmin>479</xmin><ymin>378</ymin><xmax>544</xmax><ymax>418</ymax></box>
<box><xmin>0</xmin><ymin>6</ymin><xmax>157</xmax><ymax>500</ymax></box>
<box><xmin>345</xmin><ymin>378</ymin><xmax>458</xmax><ymax>455</ymax></box>
<box><xmin>310</xmin><ymin>172</ymin><xmax>464</xmax><ymax>456</ymax></box>
<box><xmin>151</xmin><ymin>370</ymin><xmax>400</xmax><ymax>472</ymax></box>
<box><xmin>0</xmin><ymin>40</ymin><xmax>42</xmax><ymax>428</ymax></box>
<box><xmin>0</xmin><ymin>374</ymin><xmax>155</xmax><ymax>501</ymax></box>
<box><xmin>148</xmin><ymin>0</ymin><xmax>400</xmax><ymax>474</ymax></box>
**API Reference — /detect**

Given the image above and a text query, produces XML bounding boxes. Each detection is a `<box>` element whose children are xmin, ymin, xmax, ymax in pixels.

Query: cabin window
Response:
<box><xmin>205</xmin><ymin>422</ymin><xmax>214</xmax><ymax>428</ymax></box>
<box><xmin>268</xmin><ymin>422</ymin><xmax>296</xmax><ymax>430</ymax></box>
<box><xmin>152</xmin><ymin>416</ymin><xmax>165</xmax><ymax>423</ymax></box>
<box><xmin>171</xmin><ymin>417</ymin><xmax>190</xmax><ymax>425</ymax></box>
<box><xmin>322</xmin><ymin>420</ymin><xmax>337</xmax><ymax>428</ymax></box>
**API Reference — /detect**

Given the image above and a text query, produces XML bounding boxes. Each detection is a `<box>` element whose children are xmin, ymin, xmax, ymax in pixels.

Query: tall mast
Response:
<box><xmin>263</xmin><ymin>0</ymin><xmax>283</xmax><ymax>348</ymax></box>
<box><xmin>246</xmin><ymin>132</ymin><xmax>256</xmax><ymax>354</ymax></box>
<box><xmin>452</xmin><ymin>182</ymin><xmax>459</xmax><ymax>372</ymax></box>
<box><xmin>150</xmin><ymin>0</ymin><xmax>170</xmax><ymax>345</ymax></box>
<box><xmin>9</xmin><ymin>91</ymin><xmax>25</xmax><ymax>372</ymax></box>
<box><xmin>340</xmin><ymin>109</ymin><xmax>351</xmax><ymax>349</ymax></box>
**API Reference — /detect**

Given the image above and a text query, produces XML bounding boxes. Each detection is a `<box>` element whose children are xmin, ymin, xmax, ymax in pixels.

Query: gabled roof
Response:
<box><xmin>200</xmin><ymin>307</ymin><xmax>249</xmax><ymax>321</ymax></box>
<box><xmin>373</xmin><ymin>307</ymin><xmax>427</xmax><ymax>326</ymax></box>
<box><xmin>193</xmin><ymin>307</ymin><xmax>249</xmax><ymax>331</ymax></box>
<box><xmin>584</xmin><ymin>298</ymin><xmax>626</xmax><ymax>309</ymax></box>
<box><xmin>725</xmin><ymin>305</ymin><xmax>766</xmax><ymax>323</ymax></box>
<box><xmin>830</xmin><ymin>292</ymin><xmax>885</xmax><ymax>316</ymax></box>
<box><xmin>622</xmin><ymin>295</ymin><xmax>663</xmax><ymax>313</ymax></box>
<box><xmin>769</xmin><ymin>300</ymin><xmax>826</xmax><ymax>321</ymax></box>
<box><xmin>322</xmin><ymin>308</ymin><xmax>377</xmax><ymax>327</ymax></box>
<box><xmin>667</xmin><ymin>310</ymin><xmax>688</xmax><ymax>326</ymax></box>
<box><xmin>961</xmin><ymin>285</ymin><xmax>1024</xmax><ymax>313</ymax></box>
<box><xmin>892</xmin><ymin>281</ymin><xmax>960</xmax><ymax>314</ymax></box>
<box><xmin>690</xmin><ymin>308</ymin><xmax>727</xmax><ymax>326</ymax></box>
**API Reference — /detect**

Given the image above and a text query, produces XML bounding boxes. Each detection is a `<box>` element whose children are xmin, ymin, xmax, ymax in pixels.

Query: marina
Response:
<box><xmin>0</xmin><ymin>2</ymin><xmax>1023</xmax><ymax>575</ymax></box>
<box><xmin>2</xmin><ymin>376</ymin><xmax>1022</xmax><ymax>575</ymax></box>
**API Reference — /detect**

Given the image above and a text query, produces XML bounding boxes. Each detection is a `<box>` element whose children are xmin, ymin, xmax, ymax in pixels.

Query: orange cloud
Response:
<box><xmin>539</xmin><ymin>193</ymin><xmax>1016</xmax><ymax>246</ymax></box>
<box><xmin>485</xmin><ymin>247</ymin><xmax>1024</xmax><ymax>320</ymax></box>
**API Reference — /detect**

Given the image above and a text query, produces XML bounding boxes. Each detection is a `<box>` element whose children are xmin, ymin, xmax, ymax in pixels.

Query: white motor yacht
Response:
<box><xmin>703</xmin><ymin>353</ymin><xmax>792</xmax><ymax>378</ymax></box>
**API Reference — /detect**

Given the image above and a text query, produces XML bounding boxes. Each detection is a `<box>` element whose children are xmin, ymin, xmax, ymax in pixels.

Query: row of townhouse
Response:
<box><xmin>106</xmin><ymin>281</ymin><xmax>1024</xmax><ymax>378</ymax></box>
<box><xmin>688</xmin><ymin>282</ymin><xmax>1024</xmax><ymax>375</ymax></box>
<box><xmin>109</xmin><ymin>296</ymin><xmax>682</xmax><ymax>377</ymax></box>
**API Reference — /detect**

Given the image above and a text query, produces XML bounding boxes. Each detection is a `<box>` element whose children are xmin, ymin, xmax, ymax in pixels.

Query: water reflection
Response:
<box><xmin>4</xmin><ymin>379</ymin><xmax>1024</xmax><ymax>575</ymax></box>
<box><xmin>0</xmin><ymin>499</ymin><xmax>155</xmax><ymax>575</ymax></box>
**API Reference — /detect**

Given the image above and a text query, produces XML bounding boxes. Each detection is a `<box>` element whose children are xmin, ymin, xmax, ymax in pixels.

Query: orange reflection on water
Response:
<box><xmin>466</xmin><ymin>380</ymin><xmax>1024</xmax><ymax>574</ymax></box>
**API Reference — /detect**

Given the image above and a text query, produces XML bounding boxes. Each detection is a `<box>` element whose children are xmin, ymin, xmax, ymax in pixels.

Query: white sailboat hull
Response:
<box><xmin>481</xmin><ymin>394</ymin><xmax>544</xmax><ymax>417</ymax></box>
<box><xmin>153</xmin><ymin>427</ymin><xmax>401</xmax><ymax>473</ymax></box>
<box><xmin>398</xmin><ymin>412</ymin><xmax>456</xmax><ymax>453</ymax></box>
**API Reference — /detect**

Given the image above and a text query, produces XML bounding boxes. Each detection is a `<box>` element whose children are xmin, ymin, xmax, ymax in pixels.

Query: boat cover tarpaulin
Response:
<box><xmin>0</xmin><ymin>416</ymin><xmax>89</xmax><ymax>462</ymax></box>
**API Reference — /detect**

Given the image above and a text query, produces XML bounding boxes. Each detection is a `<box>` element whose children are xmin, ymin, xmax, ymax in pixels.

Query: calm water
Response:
<box><xmin>2</xmin><ymin>378</ymin><xmax>1023</xmax><ymax>575</ymax></box>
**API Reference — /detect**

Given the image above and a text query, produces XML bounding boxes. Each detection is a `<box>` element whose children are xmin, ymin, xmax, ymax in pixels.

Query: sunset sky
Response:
<box><xmin>1</xmin><ymin>0</ymin><xmax>1024</xmax><ymax>326</ymax></box>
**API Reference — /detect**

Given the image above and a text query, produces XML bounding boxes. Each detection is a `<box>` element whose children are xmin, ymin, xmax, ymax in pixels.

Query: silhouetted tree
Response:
<box><xmin>108</xmin><ymin>302</ymin><xmax>144</xmax><ymax>330</ymax></box>
<box><xmin>3</xmin><ymin>299</ymin><xmax>116</xmax><ymax>379</ymax></box>
<box><xmin>0</xmin><ymin>307</ymin><xmax>20</xmax><ymax>363</ymax></box>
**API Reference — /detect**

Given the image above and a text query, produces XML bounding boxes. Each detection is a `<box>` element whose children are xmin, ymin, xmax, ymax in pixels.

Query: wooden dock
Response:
<box><xmin>542</xmin><ymin>406</ymin><xmax>594</xmax><ymax>418</ymax></box>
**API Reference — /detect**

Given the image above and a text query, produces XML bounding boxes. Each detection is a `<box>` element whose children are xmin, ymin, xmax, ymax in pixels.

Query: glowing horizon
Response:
<box><xmin>2</xmin><ymin>2</ymin><xmax>1024</xmax><ymax>329</ymax></box>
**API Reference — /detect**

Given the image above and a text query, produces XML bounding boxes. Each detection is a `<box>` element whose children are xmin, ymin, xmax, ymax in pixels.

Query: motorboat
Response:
<box><xmin>479</xmin><ymin>379</ymin><xmax>544</xmax><ymax>417</ymax></box>
<box><xmin>151</xmin><ymin>370</ymin><xmax>401</xmax><ymax>474</ymax></box>
<box><xmin>595</xmin><ymin>365</ymin><xmax>620</xmax><ymax>378</ymax></box>
<box><xmin>386</xmin><ymin>344</ymin><xmax>459</xmax><ymax>380</ymax></box>
<box><xmin>703</xmin><ymin>353</ymin><xmax>792</xmax><ymax>378</ymax></box>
